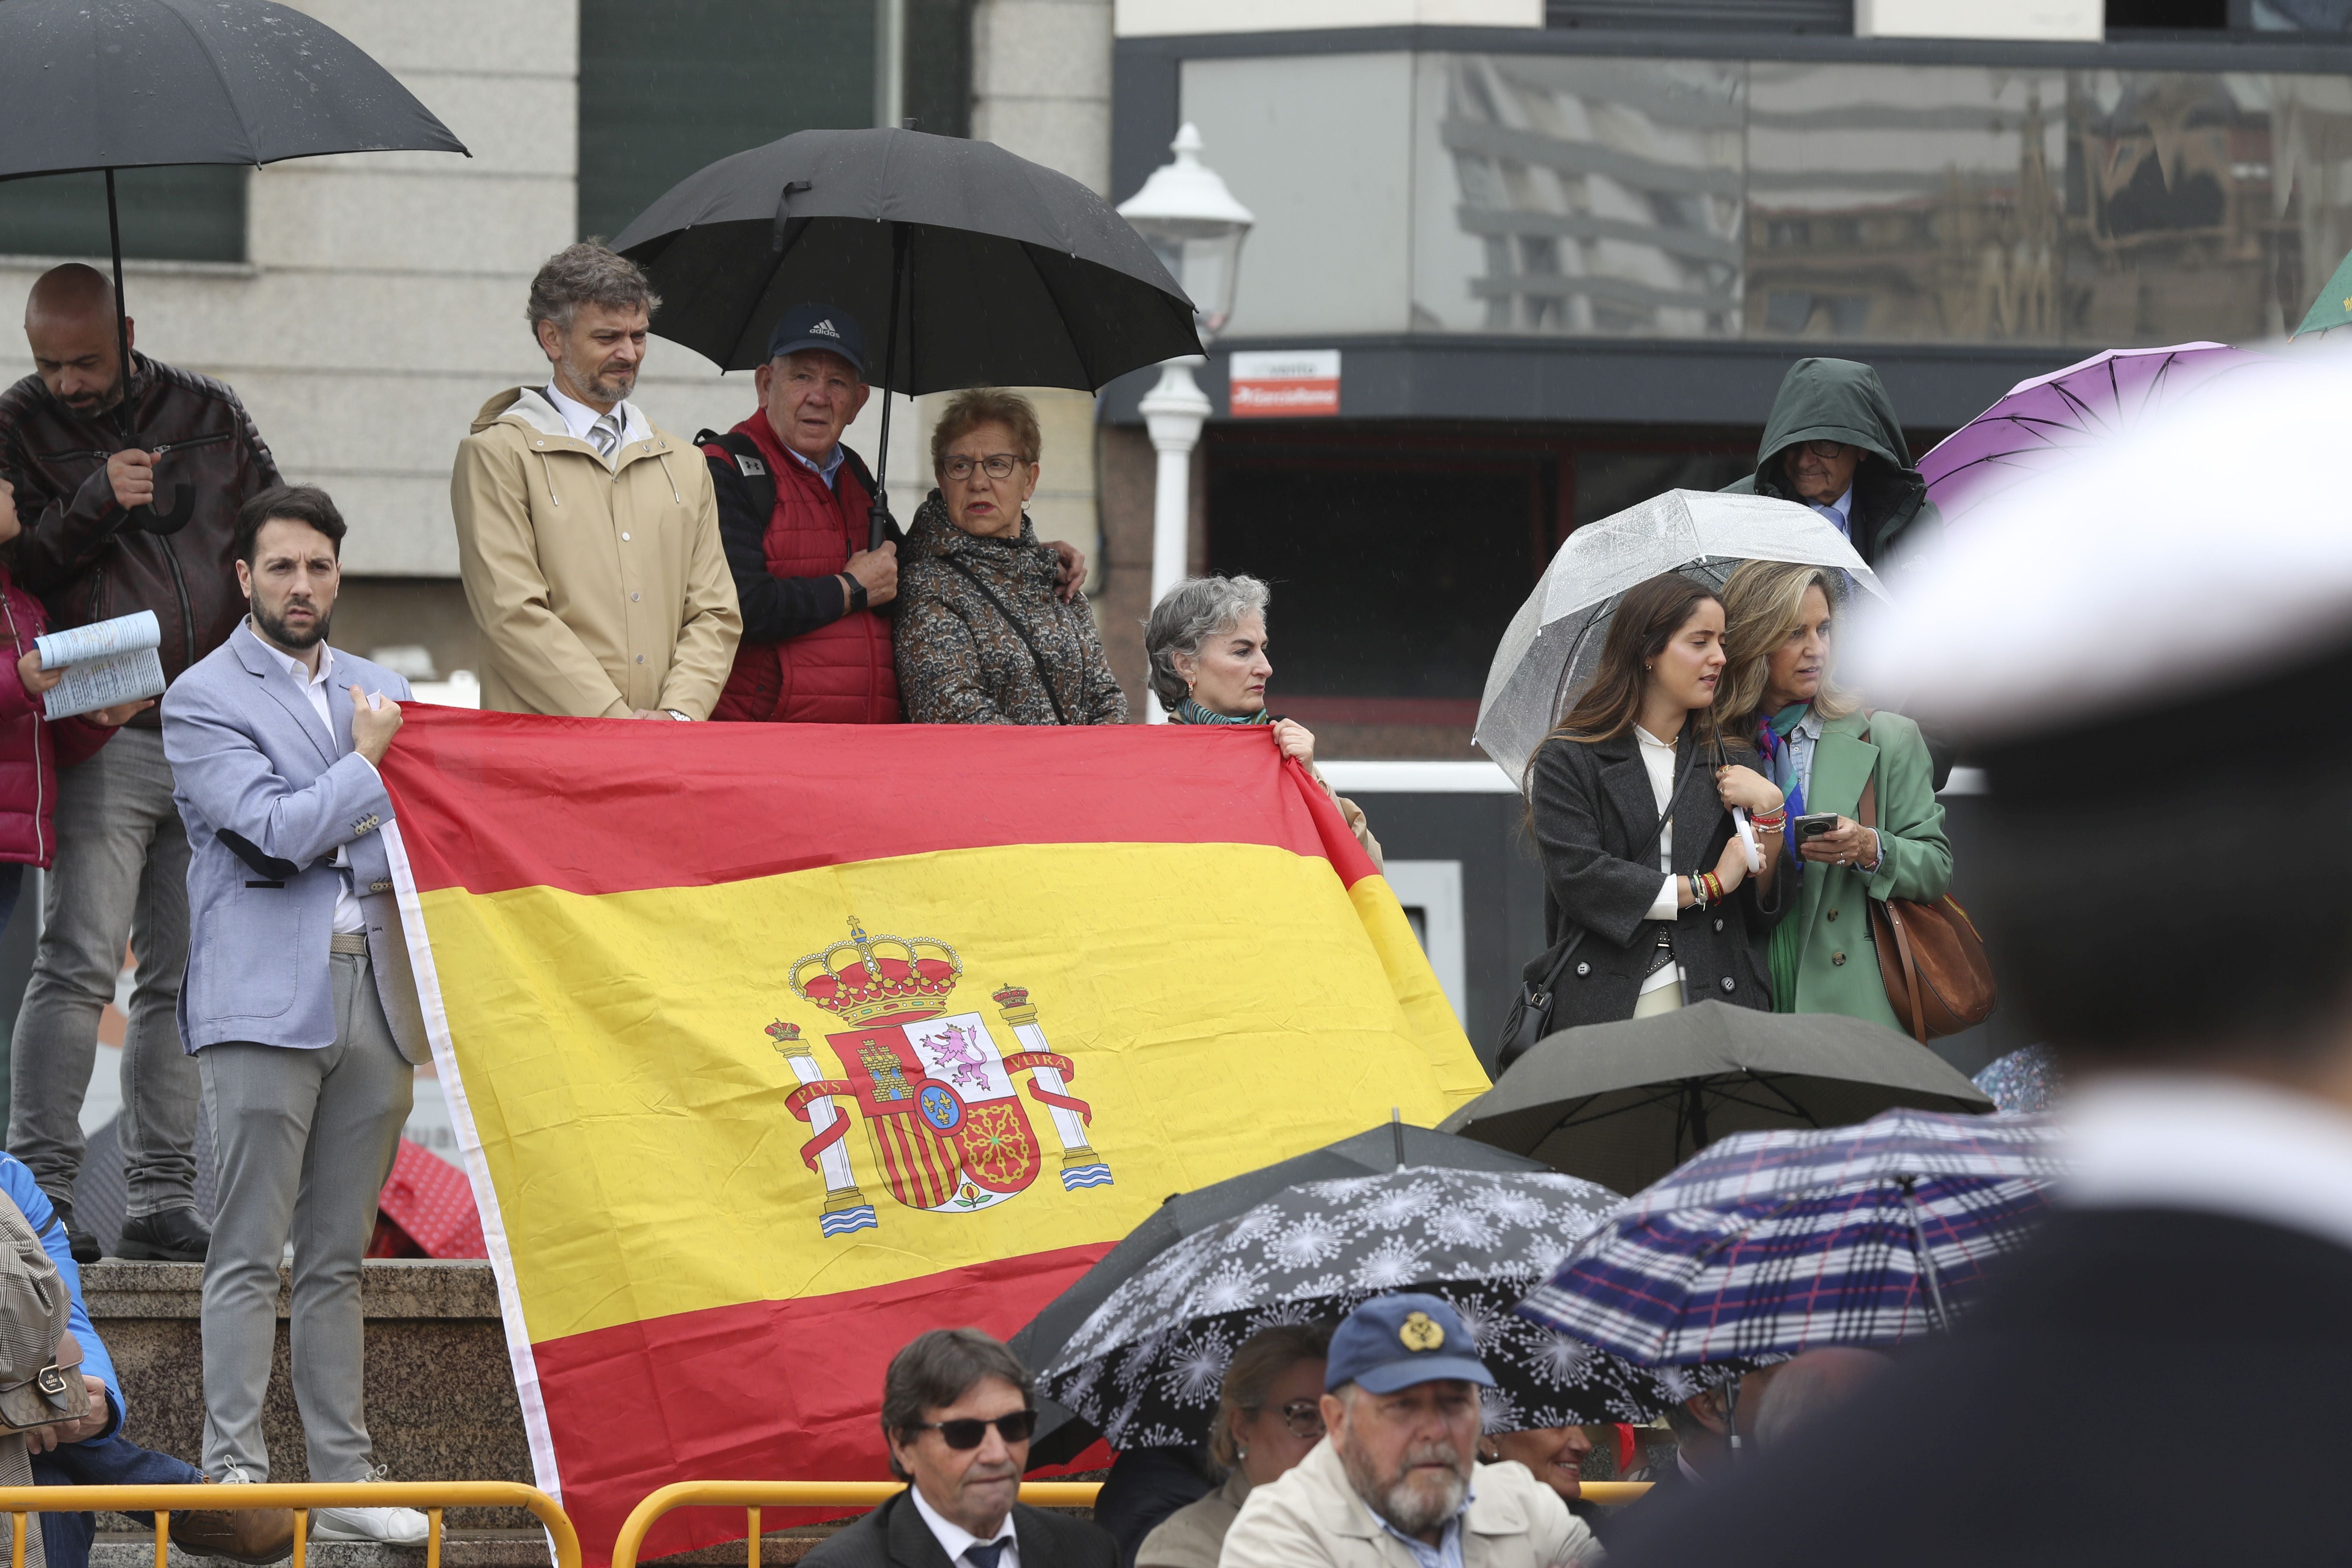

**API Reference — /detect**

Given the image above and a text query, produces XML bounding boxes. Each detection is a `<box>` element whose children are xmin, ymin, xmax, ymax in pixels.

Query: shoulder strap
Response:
<box><xmin>936</xmin><ymin>554</ymin><xmax>1070</xmax><ymax>724</ymax></box>
<box><xmin>695</xmin><ymin>429</ymin><xmax>777</xmax><ymax>526</ymax></box>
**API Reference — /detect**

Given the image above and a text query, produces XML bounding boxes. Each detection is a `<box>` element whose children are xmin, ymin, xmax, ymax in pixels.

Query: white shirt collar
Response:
<box><xmin>906</xmin><ymin>1482</ymin><xmax>1014</xmax><ymax>1568</ymax></box>
<box><xmin>2065</xmin><ymin>1071</ymin><xmax>2352</xmax><ymax>1252</ymax></box>
<box><xmin>542</xmin><ymin>381</ymin><xmax>647</xmax><ymax>448</ymax></box>
<box><xmin>250</xmin><ymin>622</ymin><xmax>333</xmax><ymax>689</ymax></box>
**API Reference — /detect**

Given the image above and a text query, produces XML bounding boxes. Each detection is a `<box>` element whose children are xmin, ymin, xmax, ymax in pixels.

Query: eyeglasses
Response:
<box><xmin>1245</xmin><ymin>1399</ymin><xmax>1326</xmax><ymax>1440</ymax></box>
<box><xmin>905</xmin><ymin>1410</ymin><xmax>1038</xmax><ymax>1449</ymax></box>
<box><xmin>942</xmin><ymin>453</ymin><xmax>1023</xmax><ymax>481</ymax></box>
<box><xmin>1795</xmin><ymin>440</ymin><xmax>1852</xmax><ymax>459</ymax></box>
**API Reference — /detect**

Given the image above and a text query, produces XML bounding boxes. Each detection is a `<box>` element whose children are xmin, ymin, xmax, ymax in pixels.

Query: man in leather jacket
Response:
<box><xmin>0</xmin><ymin>263</ymin><xmax>279</xmax><ymax>1263</ymax></box>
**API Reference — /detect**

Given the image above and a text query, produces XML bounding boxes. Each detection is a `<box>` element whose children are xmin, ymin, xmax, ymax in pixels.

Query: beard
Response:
<box><xmin>254</xmin><ymin>597</ymin><xmax>330</xmax><ymax>651</ymax></box>
<box><xmin>1341</xmin><ymin>1437</ymin><xmax>1472</xmax><ymax>1538</ymax></box>
<box><xmin>559</xmin><ymin>341</ymin><xmax>637</xmax><ymax>404</ymax></box>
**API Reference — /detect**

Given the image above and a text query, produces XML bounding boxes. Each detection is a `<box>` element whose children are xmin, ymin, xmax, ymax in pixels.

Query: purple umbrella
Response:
<box><xmin>1920</xmin><ymin>343</ymin><xmax>2269</xmax><ymax>524</ymax></box>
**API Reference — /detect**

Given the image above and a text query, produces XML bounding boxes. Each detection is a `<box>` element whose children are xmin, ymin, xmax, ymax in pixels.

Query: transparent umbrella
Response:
<box><xmin>1475</xmin><ymin>490</ymin><xmax>1887</xmax><ymax>789</ymax></box>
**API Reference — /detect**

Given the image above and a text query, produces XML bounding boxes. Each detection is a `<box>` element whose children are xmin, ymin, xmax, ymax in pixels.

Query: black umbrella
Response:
<box><xmin>1011</xmin><ymin>1121</ymin><xmax>1550</xmax><ymax>1467</ymax></box>
<box><xmin>0</xmin><ymin>0</ymin><xmax>467</xmax><ymax>529</ymax></box>
<box><xmin>1436</xmin><ymin>1001</ymin><xmax>1992</xmax><ymax>1197</ymax></box>
<box><xmin>608</xmin><ymin>126</ymin><xmax>1203</xmax><ymax>550</ymax></box>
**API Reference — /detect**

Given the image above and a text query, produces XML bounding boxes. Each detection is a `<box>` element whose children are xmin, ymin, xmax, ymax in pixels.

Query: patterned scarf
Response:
<box><xmin>1758</xmin><ymin>702</ymin><xmax>1811</xmax><ymax>1014</ymax></box>
<box><xmin>1171</xmin><ymin>697</ymin><xmax>1273</xmax><ymax>726</ymax></box>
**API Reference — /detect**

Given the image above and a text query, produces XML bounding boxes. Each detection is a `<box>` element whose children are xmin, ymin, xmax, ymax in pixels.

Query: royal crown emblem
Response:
<box><xmin>772</xmin><ymin>918</ymin><xmax>1113</xmax><ymax>1239</ymax></box>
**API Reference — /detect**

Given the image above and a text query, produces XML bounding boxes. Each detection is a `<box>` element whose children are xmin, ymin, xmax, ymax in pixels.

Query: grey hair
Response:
<box><xmin>879</xmin><ymin>1329</ymin><xmax>1034</xmax><ymax>1481</ymax></box>
<box><xmin>1145</xmin><ymin>574</ymin><xmax>1272</xmax><ymax>710</ymax></box>
<box><xmin>526</xmin><ymin>241</ymin><xmax>661</xmax><ymax>339</ymax></box>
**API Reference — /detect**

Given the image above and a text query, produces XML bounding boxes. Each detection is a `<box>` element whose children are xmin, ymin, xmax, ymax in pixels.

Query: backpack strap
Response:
<box><xmin>695</xmin><ymin>428</ymin><xmax>778</xmax><ymax>527</ymax></box>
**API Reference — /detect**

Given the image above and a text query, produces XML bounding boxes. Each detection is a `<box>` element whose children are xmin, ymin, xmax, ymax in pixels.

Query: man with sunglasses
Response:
<box><xmin>1720</xmin><ymin>357</ymin><xmax>1941</xmax><ymax>575</ymax></box>
<box><xmin>803</xmin><ymin>1328</ymin><xmax>1118</xmax><ymax>1568</ymax></box>
<box><xmin>1221</xmin><ymin>1295</ymin><xmax>1599</xmax><ymax>1568</ymax></box>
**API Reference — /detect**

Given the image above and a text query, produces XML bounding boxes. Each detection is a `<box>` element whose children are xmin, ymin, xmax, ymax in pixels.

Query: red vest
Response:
<box><xmin>710</xmin><ymin>414</ymin><xmax>900</xmax><ymax>724</ymax></box>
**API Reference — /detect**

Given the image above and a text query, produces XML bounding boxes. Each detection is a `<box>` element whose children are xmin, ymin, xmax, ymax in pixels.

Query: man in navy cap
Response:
<box><xmin>698</xmin><ymin>305</ymin><xmax>1087</xmax><ymax>724</ymax></box>
<box><xmin>1221</xmin><ymin>1294</ymin><xmax>1598</xmax><ymax>1568</ymax></box>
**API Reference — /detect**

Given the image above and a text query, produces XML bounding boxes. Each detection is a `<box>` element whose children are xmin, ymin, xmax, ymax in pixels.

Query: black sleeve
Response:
<box><xmin>707</xmin><ymin>450</ymin><xmax>850</xmax><ymax>645</ymax></box>
<box><xmin>1528</xmin><ymin>742</ymin><xmax>1672</xmax><ymax>949</ymax></box>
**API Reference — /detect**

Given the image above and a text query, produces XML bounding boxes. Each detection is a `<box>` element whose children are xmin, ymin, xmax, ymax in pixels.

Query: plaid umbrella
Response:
<box><xmin>1516</xmin><ymin>1109</ymin><xmax>2064</xmax><ymax>1365</ymax></box>
<box><xmin>1037</xmin><ymin>1166</ymin><xmax>1751</xmax><ymax>1447</ymax></box>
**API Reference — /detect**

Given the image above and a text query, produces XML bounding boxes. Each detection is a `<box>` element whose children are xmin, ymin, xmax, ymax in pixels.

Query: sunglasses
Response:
<box><xmin>906</xmin><ymin>1409</ymin><xmax>1039</xmax><ymax>1449</ymax></box>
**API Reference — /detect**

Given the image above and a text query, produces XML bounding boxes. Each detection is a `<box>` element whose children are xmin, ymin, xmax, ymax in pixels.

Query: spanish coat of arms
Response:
<box><xmin>769</xmin><ymin>919</ymin><xmax>1112</xmax><ymax>1238</ymax></box>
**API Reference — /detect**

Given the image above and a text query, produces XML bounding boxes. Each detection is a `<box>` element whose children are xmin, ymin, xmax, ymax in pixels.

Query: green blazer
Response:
<box><xmin>1778</xmin><ymin>708</ymin><xmax>1953</xmax><ymax>1029</ymax></box>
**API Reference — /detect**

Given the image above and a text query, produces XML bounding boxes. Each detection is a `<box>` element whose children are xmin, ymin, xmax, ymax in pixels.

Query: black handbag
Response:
<box><xmin>1497</xmin><ymin>742</ymin><xmax>1697</xmax><ymax>1072</ymax></box>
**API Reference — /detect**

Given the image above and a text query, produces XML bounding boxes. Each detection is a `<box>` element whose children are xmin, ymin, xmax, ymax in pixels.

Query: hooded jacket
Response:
<box><xmin>450</xmin><ymin>386</ymin><xmax>741</xmax><ymax>719</ymax></box>
<box><xmin>893</xmin><ymin>492</ymin><xmax>1125</xmax><ymax>726</ymax></box>
<box><xmin>1721</xmin><ymin>358</ymin><xmax>1941</xmax><ymax>570</ymax></box>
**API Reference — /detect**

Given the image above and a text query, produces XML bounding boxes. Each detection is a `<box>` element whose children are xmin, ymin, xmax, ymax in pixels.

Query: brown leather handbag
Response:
<box><xmin>1856</xmin><ymin>737</ymin><xmax>1997</xmax><ymax>1044</ymax></box>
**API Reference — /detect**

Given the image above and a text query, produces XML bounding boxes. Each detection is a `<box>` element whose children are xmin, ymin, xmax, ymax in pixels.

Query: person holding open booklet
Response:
<box><xmin>0</xmin><ymin>478</ymin><xmax>151</xmax><ymax>936</ymax></box>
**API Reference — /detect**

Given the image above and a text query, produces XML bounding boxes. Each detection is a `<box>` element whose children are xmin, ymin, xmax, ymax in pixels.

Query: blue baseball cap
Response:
<box><xmin>1326</xmin><ymin>1294</ymin><xmax>1495</xmax><ymax>1395</ymax></box>
<box><xmin>766</xmin><ymin>303</ymin><xmax>866</xmax><ymax>376</ymax></box>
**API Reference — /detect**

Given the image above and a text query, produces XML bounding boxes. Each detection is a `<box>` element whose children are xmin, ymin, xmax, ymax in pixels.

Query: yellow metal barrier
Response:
<box><xmin>0</xmin><ymin>1481</ymin><xmax>579</xmax><ymax>1568</ymax></box>
<box><xmin>609</xmin><ymin>1479</ymin><xmax>1651</xmax><ymax>1568</ymax></box>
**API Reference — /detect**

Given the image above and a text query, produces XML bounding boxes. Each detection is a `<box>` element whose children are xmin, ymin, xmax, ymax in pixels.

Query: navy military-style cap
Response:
<box><xmin>1326</xmin><ymin>1293</ymin><xmax>1496</xmax><ymax>1396</ymax></box>
<box><xmin>766</xmin><ymin>303</ymin><xmax>866</xmax><ymax>376</ymax></box>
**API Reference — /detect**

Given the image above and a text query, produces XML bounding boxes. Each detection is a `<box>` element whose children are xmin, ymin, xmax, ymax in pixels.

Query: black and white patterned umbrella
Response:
<box><xmin>1035</xmin><ymin>1166</ymin><xmax>1746</xmax><ymax>1447</ymax></box>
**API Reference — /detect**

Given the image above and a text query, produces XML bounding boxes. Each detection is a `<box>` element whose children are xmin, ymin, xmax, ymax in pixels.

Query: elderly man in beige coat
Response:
<box><xmin>1220</xmin><ymin>1295</ymin><xmax>1600</xmax><ymax>1568</ymax></box>
<box><xmin>452</xmin><ymin>242</ymin><xmax>740</xmax><ymax>719</ymax></box>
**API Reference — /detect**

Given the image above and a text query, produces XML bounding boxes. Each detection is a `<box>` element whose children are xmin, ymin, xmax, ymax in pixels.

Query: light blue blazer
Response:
<box><xmin>163</xmin><ymin>621</ymin><xmax>423</xmax><ymax>1057</ymax></box>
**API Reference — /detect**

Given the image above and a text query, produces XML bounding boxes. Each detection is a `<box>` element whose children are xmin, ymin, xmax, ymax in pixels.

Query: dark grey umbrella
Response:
<box><xmin>1437</xmin><ymin>1001</ymin><xmax>1992</xmax><ymax>1197</ymax></box>
<box><xmin>608</xmin><ymin>126</ymin><xmax>1203</xmax><ymax>549</ymax></box>
<box><xmin>0</xmin><ymin>0</ymin><xmax>467</xmax><ymax>528</ymax></box>
<box><xmin>1012</xmin><ymin>1121</ymin><xmax>1550</xmax><ymax>1466</ymax></box>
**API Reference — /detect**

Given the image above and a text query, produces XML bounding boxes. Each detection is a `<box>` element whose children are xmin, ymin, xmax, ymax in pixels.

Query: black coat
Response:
<box><xmin>1608</xmin><ymin>1207</ymin><xmax>2352</xmax><ymax>1568</ymax></box>
<box><xmin>803</xmin><ymin>1489</ymin><xmax>1121</xmax><ymax>1568</ymax></box>
<box><xmin>1525</xmin><ymin>730</ymin><xmax>1788</xmax><ymax>1026</ymax></box>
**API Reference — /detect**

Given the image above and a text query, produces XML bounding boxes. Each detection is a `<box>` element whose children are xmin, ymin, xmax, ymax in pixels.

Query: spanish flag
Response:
<box><xmin>379</xmin><ymin>712</ymin><xmax>1485</xmax><ymax>1564</ymax></box>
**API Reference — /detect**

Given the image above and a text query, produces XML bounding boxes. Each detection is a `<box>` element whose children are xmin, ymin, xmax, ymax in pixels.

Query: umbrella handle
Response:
<box><xmin>130</xmin><ymin>484</ymin><xmax>196</xmax><ymax>536</ymax></box>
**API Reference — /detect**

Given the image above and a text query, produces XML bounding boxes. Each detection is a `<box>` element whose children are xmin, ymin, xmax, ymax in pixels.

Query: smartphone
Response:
<box><xmin>1795</xmin><ymin>812</ymin><xmax>1841</xmax><ymax>841</ymax></box>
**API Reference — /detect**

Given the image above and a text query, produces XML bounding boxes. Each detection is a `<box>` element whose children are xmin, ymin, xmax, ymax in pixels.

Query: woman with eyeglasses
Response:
<box><xmin>895</xmin><ymin>389</ymin><xmax>1127</xmax><ymax>725</ymax></box>
<box><xmin>1134</xmin><ymin>1324</ymin><xmax>1330</xmax><ymax>1568</ymax></box>
<box><xmin>1718</xmin><ymin>357</ymin><xmax>1941</xmax><ymax>572</ymax></box>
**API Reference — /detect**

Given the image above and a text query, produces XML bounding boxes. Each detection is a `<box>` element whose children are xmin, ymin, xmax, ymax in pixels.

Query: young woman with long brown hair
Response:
<box><xmin>1523</xmin><ymin>572</ymin><xmax>1790</xmax><ymax>1031</ymax></box>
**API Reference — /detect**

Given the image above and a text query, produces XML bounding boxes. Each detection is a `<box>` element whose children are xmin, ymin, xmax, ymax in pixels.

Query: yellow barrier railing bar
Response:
<box><xmin>610</xmin><ymin>1479</ymin><xmax>1651</xmax><ymax>1568</ymax></box>
<box><xmin>612</xmin><ymin>1482</ymin><xmax>1102</xmax><ymax>1568</ymax></box>
<box><xmin>0</xmin><ymin>1482</ymin><xmax>577</xmax><ymax>1568</ymax></box>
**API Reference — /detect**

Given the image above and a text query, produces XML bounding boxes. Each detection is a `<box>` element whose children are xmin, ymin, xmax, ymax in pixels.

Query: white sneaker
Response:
<box><xmin>310</xmin><ymin>1466</ymin><xmax>429</xmax><ymax>1545</ymax></box>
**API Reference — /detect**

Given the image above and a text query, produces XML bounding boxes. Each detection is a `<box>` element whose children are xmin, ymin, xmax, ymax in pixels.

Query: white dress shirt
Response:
<box><xmin>907</xmin><ymin>1484</ymin><xmax>1018</xmax><ymax>1568</ymax></box>
<box><xmin>1634</xmin><ymin>726</ymin><xmax>1684</xmax><ymax>995</ymax></box>
<box><xmin>251</xmin><ymin>631</ymin><xmax>372</xmax><ymax>935</ymax></box>
<box><xmin>542</xmin><ymin>381</ymin><xmax>649</xmax><ymax>464</ymax></box>
<box><xmin>2065</xmin><ymin>1072</ymin><xmax>2352</xmax><ymax>1253</ymax></box>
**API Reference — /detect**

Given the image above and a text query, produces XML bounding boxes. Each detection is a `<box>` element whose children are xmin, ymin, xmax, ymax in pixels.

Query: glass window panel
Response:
<box><xmin>1746</xmin><ymin>64</ymin><xmax>2067</xmax><ymax>345</ymax></box>
<box><xmin>0</xmin><ymin>166</ymin><xmax>246</xmax><ymax>264</ymax></box>
<box><xmin>1412</xmin><ymin>54</ymin><xmax>1745</xmax><ymax>337</ymax></box>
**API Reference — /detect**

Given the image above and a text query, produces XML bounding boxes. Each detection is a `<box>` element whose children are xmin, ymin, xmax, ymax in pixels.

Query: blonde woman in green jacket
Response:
<box><xmin>1720</xmin><ymin>560</ymin><xmax>1952</xmax><ymax>1028</ymax></box>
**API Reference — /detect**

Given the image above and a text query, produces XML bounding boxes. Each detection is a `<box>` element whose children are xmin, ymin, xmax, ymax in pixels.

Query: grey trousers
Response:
<box><xmin>199</xmin><ymin>952</ymin><xmax>412</xmax><ymax>1482</ymax></box>
<box><xmin>9</xmin><ymin>726</ymin><xmax>199</xmax><ymax>1217</ymax></box>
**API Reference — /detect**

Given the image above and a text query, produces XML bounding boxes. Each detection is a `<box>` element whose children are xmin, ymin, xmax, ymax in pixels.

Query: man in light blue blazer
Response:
<box><xmin>162</xmin><ymin>484</ymin><xmax>430</xmax><ymax>1547</ymax></box>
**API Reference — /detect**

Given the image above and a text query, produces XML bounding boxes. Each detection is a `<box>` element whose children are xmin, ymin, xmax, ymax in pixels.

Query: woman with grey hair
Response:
<box><xmin>1145</xmin><ymin>576</ymin><xmax>1381</xmax><ymax>867</ymax></box>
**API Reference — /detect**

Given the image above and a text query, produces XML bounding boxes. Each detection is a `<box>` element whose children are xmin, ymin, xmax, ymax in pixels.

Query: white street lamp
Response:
<box><xmin>1117</xmin><ymin>123</ymin><xmax>1254</xmax><ymax>721</ymax></box>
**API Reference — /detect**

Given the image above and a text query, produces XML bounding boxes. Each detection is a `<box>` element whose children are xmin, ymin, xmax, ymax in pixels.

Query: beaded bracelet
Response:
<box><xmin>1752</xmin><ymin>808</ymin><xmax>1787</xmax><ymax>832</ymax></box>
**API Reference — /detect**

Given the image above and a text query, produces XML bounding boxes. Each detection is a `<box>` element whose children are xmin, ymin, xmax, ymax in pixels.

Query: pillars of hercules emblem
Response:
<box><xmin>769</xmin><ymin>1022</ymin><xmax>879</xmax><ymax>1236</ymax></box>
<box><xmin>991</xmin><ymin>986</ymin><xmax>1113</xmax><ymax>1191</ymax></box>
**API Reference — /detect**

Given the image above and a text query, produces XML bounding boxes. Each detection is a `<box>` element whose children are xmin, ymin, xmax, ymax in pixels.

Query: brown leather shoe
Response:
<box><xmin>168</xmin><ymin>1478</ymin><xmax>294</xmax><ymax>1566</ymax></box>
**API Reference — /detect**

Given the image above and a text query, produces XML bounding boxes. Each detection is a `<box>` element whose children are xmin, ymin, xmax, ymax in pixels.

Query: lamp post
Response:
<box><xmin>1117</xmin><ymin>123</ymin><xmax>1254</xmax><ymax>720</ymax></box>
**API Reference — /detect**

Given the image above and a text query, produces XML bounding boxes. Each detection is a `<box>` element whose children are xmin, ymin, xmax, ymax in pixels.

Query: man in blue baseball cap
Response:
<box><xmin>698</xmin><ymin>304</ymin><xmax>1090</xmax><ymax>725</ymax></box>
<box><xmin>1222</xmin><ymin>1294</ymin><xmax>1599</xmax><ymax>1568</ymax></box>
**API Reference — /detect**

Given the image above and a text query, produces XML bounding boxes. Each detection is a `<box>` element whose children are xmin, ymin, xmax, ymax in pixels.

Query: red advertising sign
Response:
<box><xmin>1230</xmin><ymin>349</ymin><xmax>1340</xmax><ymax>417</ymax></box>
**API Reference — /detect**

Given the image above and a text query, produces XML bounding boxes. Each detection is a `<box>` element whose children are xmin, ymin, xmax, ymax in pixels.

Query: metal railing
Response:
<box><xmin>610</xmin><ymin>1479</ymin><xmax>1652</xmax><ymax>1568</ymax></box>
<box><xmin>0</xmin><ymin>1481</ymin><xmax>579</xmax><ymax>1568</ymax></box>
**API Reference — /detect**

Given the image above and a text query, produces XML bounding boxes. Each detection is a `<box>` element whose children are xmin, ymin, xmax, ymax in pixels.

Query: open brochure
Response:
<box><xmin>35</xmin><ymin>609</ymin><xmax>165</xmax><ymax>721</ymax></box>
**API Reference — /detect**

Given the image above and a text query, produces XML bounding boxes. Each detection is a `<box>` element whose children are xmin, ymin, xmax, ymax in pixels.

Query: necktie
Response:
<box><xmin>964</xmin><ymin>1540</ymin><xmax>1009</xmax><ymax>1568</ymax></box>
<box><xmin>590</xmin><ymin>410</ymin><xmax>623</xmax><ymax>462</ymax></box>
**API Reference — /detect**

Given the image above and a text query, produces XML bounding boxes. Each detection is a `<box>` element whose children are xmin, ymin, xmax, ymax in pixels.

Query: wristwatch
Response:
<box><xmin>843</xmin><ymin>573</ymin><xmax>868</xmax><ymax>613</ymax></box>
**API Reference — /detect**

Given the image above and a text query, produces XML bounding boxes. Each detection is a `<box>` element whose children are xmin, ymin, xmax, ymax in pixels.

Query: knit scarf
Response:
<box><xmin>1758</xmin><ymin>703</ymin><xmax>1811</xmax><ymax>1014</ymax></box>
<box><xmin>1171</xmin><ymin>697</ymin><xmax>1273</xmax><ymax>726</ymax></box>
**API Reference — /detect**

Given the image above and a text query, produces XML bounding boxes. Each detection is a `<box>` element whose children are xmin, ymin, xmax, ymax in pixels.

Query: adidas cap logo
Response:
<box><xmin>809</xmin><ymin>318</ymin><xmax>840</xmax><ymax>338</ymax></box>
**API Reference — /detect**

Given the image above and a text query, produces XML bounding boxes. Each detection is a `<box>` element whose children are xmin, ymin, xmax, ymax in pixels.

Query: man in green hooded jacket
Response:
<box><xmin>1721</xmin><ymin>357</ymin><xmax>1941</xmax><ymax>573</ymax></box>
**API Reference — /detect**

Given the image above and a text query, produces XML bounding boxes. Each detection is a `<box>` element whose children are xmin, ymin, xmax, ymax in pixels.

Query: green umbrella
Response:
<box><xmin>2295</xmin><ymin>245</ymin><xmax>2352</xmax><ymax>337</ymax></box>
